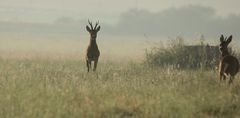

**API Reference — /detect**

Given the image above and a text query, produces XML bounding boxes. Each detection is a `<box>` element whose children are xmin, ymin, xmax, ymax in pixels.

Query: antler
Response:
<box><xmin>94</xmin><ymin>21</ymin><xmax>99</xmax><ymax>30</ymax></box>
<box><xmin>88</xmin><ymin>19</ymin><xmax>94</xmax><ymax>30</ymax></box>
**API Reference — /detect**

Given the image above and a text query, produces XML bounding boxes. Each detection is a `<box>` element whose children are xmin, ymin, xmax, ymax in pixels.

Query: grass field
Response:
<box><xmin>0</xmin><ymin>57</ymin><xmax>240</xmax><ymax>118</ymax></box>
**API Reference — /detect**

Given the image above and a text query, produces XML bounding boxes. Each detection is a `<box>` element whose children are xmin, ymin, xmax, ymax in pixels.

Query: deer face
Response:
<box><xmin>86</xmin><ymin>20</ymin><xmax>101</xmax><ymax>40</ymax></box>
<box><xmin>219</xmin><ymin>35</ymin><xmax>232</xmax><ymax>54</ymax></box>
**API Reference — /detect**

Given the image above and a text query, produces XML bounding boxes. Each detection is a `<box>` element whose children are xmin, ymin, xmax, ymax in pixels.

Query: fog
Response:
<box><xmin>1</xmin><ymin>5</ymin><xmax>240</xmax><ymax>38</ymax></box>
<box><xmin>0</xmin><ymin>4</ymin><xmax>240</xmax><ymax>60</ymax></box>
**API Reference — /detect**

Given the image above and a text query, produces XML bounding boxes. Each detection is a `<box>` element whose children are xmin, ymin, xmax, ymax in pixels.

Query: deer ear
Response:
<box><xmin>220</xmin><ymin>35</ymin><xmax>224</xmax><ymax>42</ymax></box>
<box><xmin>227</xmin><ymin>35</ymin><xmax>232</xmax><ymax>44</ymax></box>
<box><xmin>96</xmin><ymin>26</ymin><xmax>101</xmax><ymax>32</ymax></box>
<box><xmin>86</xmin><ymin>25</ymin><xmax>91</xmax><ymax>32</ymax></box>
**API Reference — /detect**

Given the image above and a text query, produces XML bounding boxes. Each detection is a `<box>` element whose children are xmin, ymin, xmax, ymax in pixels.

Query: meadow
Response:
<box><xmin>0</xmin><ymin>57</ymin><xmax>240</xmax><ymax>118</ymax></box>
<box><xmin>0</xmin><ymin>39</ymin><xmax>240</xmax><ymax>118</ymax></box>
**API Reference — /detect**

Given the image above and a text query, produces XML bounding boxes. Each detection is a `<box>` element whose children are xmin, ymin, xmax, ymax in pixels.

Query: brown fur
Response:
<box><xmin>218</xmin><ymin>35</ymin><xmax>239</xmax><ymax>84</ymax></box>
<box><xmin>86</xmin><ymin>20</ymin><xmax>101</xmax><ymax>72</ymax></box>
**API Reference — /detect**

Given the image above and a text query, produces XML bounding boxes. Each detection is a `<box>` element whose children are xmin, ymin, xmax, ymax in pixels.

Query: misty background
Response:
<box><xmin>0</xmin><ymin>0</ymin><xmax>239</xmax><ymax>60</ymax></box>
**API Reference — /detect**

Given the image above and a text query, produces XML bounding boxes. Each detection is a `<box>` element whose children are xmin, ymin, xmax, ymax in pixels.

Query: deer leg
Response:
<box><xmin>228</xmin><ymin>76</ymin><xmax>234</xmax><ymax>85</ymax></box>
<box><xmin>223</xmin><ymin>64</ymin><xmax>229</xmax><ymax>81</ymax></box>
<box><xmin>223</xmin><ymin>74</ymin><xmax>226</xmax><ymax>80</ymax></box>
<box><xmin>89</xmin><ymin>61</ymin><xmax>92</xmax><ymax>69</ymax></box>
<box><xmin>219</xmin><ymin>72</ymin><xmax>223</xmax><ymax>81</ymax></box>
<box><xmin>86</xmin><ymin>60</ymin><xmax>89</xmax><ymax>72</ymax></box>
<box><xmin>93</xmin><ymin>59</ymin><xmax>98</xmax><ymax>71</ymax></box>
<box><xmin>86</xmin><ymin>60</ymin><xmax>91</xmax><ymax>72</ymax></box>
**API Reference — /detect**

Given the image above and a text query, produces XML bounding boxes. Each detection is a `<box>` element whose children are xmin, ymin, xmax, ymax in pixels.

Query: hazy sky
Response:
<box><xmin>1</xmin><ymin>0</ymin><xmax>240</xmax><ymax>24</ymax></box>
<box><xmin>1</xmin><ymin>0</ymin><xmax>240</xmax><ymax>58</ymax></box>
<box><xmin>0</xmin><ymin>0</ymin><xmax>240</xmax><ymax>41</ymax></box>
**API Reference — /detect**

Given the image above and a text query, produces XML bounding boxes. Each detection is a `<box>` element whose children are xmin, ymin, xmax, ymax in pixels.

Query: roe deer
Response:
<box><xmin>86</xmin><ymin>20</ymin><xmax>101</xmax><ymax>72</ymax></box>
<box><xmin>219</xmin><ymin>35</ymin><xmax>239</xmax><ymax>84</ymax></box>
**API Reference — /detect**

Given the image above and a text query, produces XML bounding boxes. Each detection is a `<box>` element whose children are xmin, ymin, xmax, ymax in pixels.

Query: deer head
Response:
<box><xmin>86</xmin><ymin>20</ymin><xmax>101</xmax><ymax>40</ymax></box>
<box><xmin>219</xmin><ymin>35</ymin><xmax>232</xmax><ymax>56</ymax></box>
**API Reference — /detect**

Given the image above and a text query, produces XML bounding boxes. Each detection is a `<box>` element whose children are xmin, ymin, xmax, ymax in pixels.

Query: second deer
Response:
<box><xmin>218</xmin><ymin>35</ymin><xmax>239</xmax><ymax>84</ymax></box>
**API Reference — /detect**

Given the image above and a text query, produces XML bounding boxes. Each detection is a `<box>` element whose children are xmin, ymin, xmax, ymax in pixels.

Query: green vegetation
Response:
<box><xmin>0</xmin><ymin>38</ymin><xmax>239</xmax><ymax>118</ymax></box>
<box><xmin>144</xmin><ymin>37</ymin><xmax>220</xmax><ymax>69</ymax></box>
<box><xmin>0</xmin><ymin>58</ymin><xmax>240</xmax><ymax>118</ymax></box>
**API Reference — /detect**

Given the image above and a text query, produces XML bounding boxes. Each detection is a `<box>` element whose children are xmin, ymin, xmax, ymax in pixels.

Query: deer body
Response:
<box><xmin>219</xmin><ymin>35</ymin><xmax>239</xmax><ymax>84</ymax></box>
<box><xmin>86</xmin><ymin>20</ymin><xmax>101</xmax><ymax>72</ymax></box>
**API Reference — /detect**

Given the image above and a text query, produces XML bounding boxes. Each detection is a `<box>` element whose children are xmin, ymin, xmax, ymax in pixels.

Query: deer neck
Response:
<box><xmin>89</xmin><ymin>38</ymin><xmax>97</xmax><ymax>46</ymax></box>
<box><xmin>221</xmin><ymin>49</ymin><xmax>230</xmax><ymax>58</ymax></box>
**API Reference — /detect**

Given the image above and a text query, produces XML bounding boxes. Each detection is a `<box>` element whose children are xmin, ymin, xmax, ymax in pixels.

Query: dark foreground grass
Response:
<box><xmin>0</xmin><ymin>58</ymin><xmax>240</xmax><ymax>118</ymax></box>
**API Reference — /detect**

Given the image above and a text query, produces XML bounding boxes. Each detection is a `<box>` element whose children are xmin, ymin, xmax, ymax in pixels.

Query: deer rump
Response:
<box><xmin>220</xmin><ymin>55</ymin><xmax>239</xmax><ymax>76</ymax></box>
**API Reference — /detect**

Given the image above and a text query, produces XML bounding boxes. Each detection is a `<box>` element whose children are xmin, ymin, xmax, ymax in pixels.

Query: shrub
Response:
<box><xmin>144</xmin><ymin>37</ymin><xmax>220</xmax><ymax>69</ymax></box>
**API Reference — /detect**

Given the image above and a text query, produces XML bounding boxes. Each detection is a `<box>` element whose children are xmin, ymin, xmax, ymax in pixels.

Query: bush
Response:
<box><xmin>144</xmin><ymin>37</ymin><xmax>220</xmax><ymax>69</ymax></box>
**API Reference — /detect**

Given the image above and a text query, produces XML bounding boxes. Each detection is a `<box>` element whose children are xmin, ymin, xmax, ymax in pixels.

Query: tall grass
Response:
<box><xmin>0</xmin><ymin>58</ymin><xmax>240</xmax><ymax>118</ymax></box>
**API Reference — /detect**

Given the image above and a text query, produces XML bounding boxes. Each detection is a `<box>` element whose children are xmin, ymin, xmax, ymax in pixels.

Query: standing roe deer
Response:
<box><xmin>219</xmin><ymin>35</ymin><xmax>239</xmax><ymax>84</ymax></box>
<box><xmin>86</xmin><ymin>20</ymin><xmax>101</xmax><ymax>72</ymax></box>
